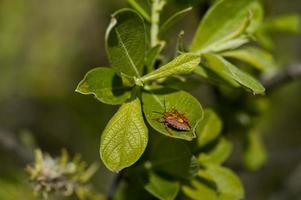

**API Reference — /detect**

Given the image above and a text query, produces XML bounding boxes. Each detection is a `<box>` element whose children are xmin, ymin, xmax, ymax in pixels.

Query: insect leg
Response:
<box><xmin>164</xmin><ymin>123</ymin><xmax>173</xmax><ymax>135</ymax></box>
<box><xmin>152</xmin><ymin>111</ymin><xmax>163</xmax><ymax>114</ymax></box>
<box><xmin>164</xmin><ymin>98</ymin><xmax>167</xmax><ymax>113</ymax></box>
<box><xmin>152</xmin><ymin>117</ymin><xmax>165</xmax><ymax>123</ymax></box>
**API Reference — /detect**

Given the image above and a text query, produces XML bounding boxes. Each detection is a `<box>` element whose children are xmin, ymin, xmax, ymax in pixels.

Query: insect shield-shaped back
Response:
<box><xmin>164</xmin><ymin>108</ymin><xmax>191</xmax><ymax>131</ymax></box>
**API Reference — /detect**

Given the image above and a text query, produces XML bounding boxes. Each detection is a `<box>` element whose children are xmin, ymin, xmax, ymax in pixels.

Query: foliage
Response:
<box><xmin>145</xmin><ymin>172</ymin><xmax>180</xmax><ymax>200</ymax></box>
<box><xmin>100</xmin><ymin>98</ymin><xmax>148</xmax><ymax>172</ymax></box>
<box><xmin>75</xmin><ymin>0</ymin><xmax>301</xmax><ymax>199</ymax></box>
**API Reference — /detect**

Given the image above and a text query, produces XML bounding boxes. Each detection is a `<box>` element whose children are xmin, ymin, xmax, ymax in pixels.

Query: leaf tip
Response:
<box><xmin>253</xmin><ymin>86</ymin><xmax>266</xmax><ymax>95</ymax></box>
<box><xmin>75</xmin><ymin>81</ymin><xmax>89</xmax><ymax>94</ymax></box>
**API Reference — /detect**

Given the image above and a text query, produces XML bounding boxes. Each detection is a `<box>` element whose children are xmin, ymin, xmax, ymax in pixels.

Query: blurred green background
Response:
<box><xmin>0</xmin><ymin>0</ymin><xmax>300</xmax><ymax>199</ymax></box>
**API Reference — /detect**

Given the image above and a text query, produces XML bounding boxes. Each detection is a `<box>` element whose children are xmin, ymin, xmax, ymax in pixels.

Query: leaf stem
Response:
<box><xmin>128</xmin><ymin>0</ymin><xmax>151</xmax><ymax>22</ymax></box>
<box><xmin>108</xmin><ymin>172</ymin><xmax>123</xmax><ymax>200</ymax></box>
<box><xmin>150</xmin><ymin>0</ymin><xmax>165</xmax><ymax>47</ymax></box>
<box><xmin>130</xmin><ymin>85</ymin><xmax>141</xmax><ymax>100</ymax></box>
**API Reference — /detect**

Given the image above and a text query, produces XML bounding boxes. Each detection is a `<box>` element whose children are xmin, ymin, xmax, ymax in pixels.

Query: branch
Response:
<box><xmin>150</xmin><ymin>0</ymin><xmax>165</xmax><ymax>47</ymax></box>
<box><xmin>262</xmin><ymin>63</ymin><xmax>301</xmax><ymax>93</ymax></box>
<box><xmin>0</xmin><ymin>130</ymin><xmax>34</xmax><ymax>163</ymax></box>
<box><xmin>108</xmin><ymin>172</ymin><xmax>123</xmax><ymax>200</ymax></box>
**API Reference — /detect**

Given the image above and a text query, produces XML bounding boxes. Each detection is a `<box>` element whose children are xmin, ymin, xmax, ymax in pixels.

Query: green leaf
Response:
<box><xmin>222</xmin><ymin>47</ymin><xmax>276</xmax><ymax>71</ymax></box>
<box><xmin>194</xmin><ymin>66</ymin><xmax>240</xmax><ymax>88</ymax></box>
<box><xmin>189</xmin><ymin>156</ymin><xmax>201</xmax><ymax>177</ymax></box>
<box><xmin>243</xmin><ymin>130</ymin><xmax>267</xmax><ymax>171</ymax></box>
<box><xmin>245</xmin><ymin>1</ymin><xmax>264</xmax><ymax>34</ymax></box>
<box><xmin>219</xmin><ymin>193</ymin><xmax>240</xmax><ymax>200</ymax></box>
<box><xmin>255</xmin><ymin>29</ymin><xmax>275</xmax><ymax>50</ymax></box>
<box><xmin>207</xmin><ymin>36</ymin><xmax>249</xmax><ymax>53</ymax></box>
<box><xmin>159</xmin><ymin>7</ymin><xmax>193</xmax><ymax>35</ymax></box>
<box><xmin>176</xmin><ymin>31</ymin><xmax>185</xmax><ymax>55</ymax></box>
<box><xmin>202</xmin><ymin>53</ymin><xmax>265</xmax><ymax>94</ymax></box>
<box><xmin>148</xmin><ymin>136</ymin><xmax>193</xmax><ymax>178</ymax></box>
<box><xmin>106</xmin><ymin>9</ymin><xmax>146</xmax><ymax>78</ymax></box>
<box><xmin>76</xmin><ymin>67</ymin><xmax>132</xmax><ymax>105</ymax></box>
<box><xmin>183</xmin><ymin>165</ymin><xmax>244</xmax><ymax>200</ymax></box>
<box><xmin>182</xmin><ymin>179</ymin><xmax>218</xmax><ymax>200</ymax></box>
<box><xmin>205</xmin><ymin>165</ymin><xmax>245</xmax><ymax>200</ymax></box>
<box><xmin>198</xmin><ymin>137</ymin><xmax>233</xmax><ymax>165</ymax></box>
<box><xmin>113</xmin><ymin>180</ymin><xmax>150</xmax><ymax>200</ymax></box>
<box><xmin>113</xmin><ymin>181</ymin><xmax>130</xmax><ymax>200</ymax></box>
<box><xmin>145</xmin><ymin>172</ymin><xmax>180</xmax><ymax>200</ymax></box>
<box><xmin>190</xmin><ymin>0</ymin><xmax>263</xmax><ymax>53</ymax></box>
<box><xmin>140</xmin><ymin>53</ymin><xmax>200</xmax><ymax>83</ymax></box>
<box><xmin>100</xmin><ymin>98</ymin><xmax>148</xmax><ymax>172</ymax></box>
<box><xmin>161</xmin><ymin>75</ymin><xmax>201</xmax><ymax>91</ymax></box>
<box><xmin>128</xmin><ymin>0</ymin><xmax>151</xmax><ymax>22</ymax></box>
<box><xmin>255</xmin><ymin>14</ymin><xmax>301</xmax><ymax>49</ymax></box>
<box><xmin>194</xmin><ymin>66</ymin><xmax>209</xmax><ymax>78</ymax></box>
<box><xmin>142</xmin><ymin>88</ymin><xmax>203</xmax><ymax>140</ymax></box>
<box><xmin>145</xmin><ymin>43</ymin><xmax>164</xmax><ymax>73</ymax></box>
<box><xmin>197</xmin><ymin>109</ymin><xmax>222</xmax><ymax>147</ymax></box>
<box><xmin>263</xmin><ymin>14</ymin><xmax>301</xmax><ymax>33</ymax></box>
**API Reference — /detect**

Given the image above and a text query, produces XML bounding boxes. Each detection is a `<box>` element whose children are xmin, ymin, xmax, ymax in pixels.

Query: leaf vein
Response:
<box><xmin>115</xmin><ymin>28</ymin><xmax>141</xmax><ymax>77</ymax></box>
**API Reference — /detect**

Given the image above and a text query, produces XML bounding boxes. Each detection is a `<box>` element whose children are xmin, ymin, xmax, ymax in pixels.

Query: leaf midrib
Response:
<box><xmin>115</xmin><ymin>28</ymin><xmax>141</xmax><ymax>78</ymax></box>
<box><xmin>193</xmin><ymin>0</ymin><xmax>253</xmax><ymax>52</ymax></box>
<box><xmin>118</xmin><ymin>101</ymin><xmax>144</xmax><ymax>168</ymax></box>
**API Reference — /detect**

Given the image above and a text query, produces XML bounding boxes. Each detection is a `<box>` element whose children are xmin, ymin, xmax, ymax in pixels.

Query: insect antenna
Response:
<box><xmin>152</xmin><ymin>117</ymin><xmax>165</xmax><ymax>123</ymax></box>
<box><xmin>152</xmin><ymin>111</ymin><xmax>163</xmax><ymax>114</ymax></box>
<box><xmin>163</xmin><ymin>98</ymin><xmax>167</xmax><ymax>112</ymax></box>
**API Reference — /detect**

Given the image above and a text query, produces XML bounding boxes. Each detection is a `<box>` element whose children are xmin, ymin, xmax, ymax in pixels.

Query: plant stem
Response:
<box><xmin>0</xmin><ymin>129</ymin><xmax>34</xmax><ymax>164</ymax></box>
<box><xmin>151</xmin><ymin>0</ymin><xmax>165</xmax><ymax>47</ymax></box>
<box><xmin>108</xmin><ymin>172</ymin><xmax>123</xmax><ymax>200</ymax></box>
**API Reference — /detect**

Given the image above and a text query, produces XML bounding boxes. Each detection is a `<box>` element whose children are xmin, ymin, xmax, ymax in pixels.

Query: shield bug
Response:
<box><xmin>153</xmin><ymin>101</ymin><xmax>191</xmax><ymax>134</ymax></box>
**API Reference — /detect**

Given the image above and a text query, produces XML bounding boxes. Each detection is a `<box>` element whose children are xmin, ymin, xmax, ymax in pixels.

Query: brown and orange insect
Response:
<box><xmin>153</xmin><ymin>103</ymin><xmax>191</xmax><ymax>134</ymax></box>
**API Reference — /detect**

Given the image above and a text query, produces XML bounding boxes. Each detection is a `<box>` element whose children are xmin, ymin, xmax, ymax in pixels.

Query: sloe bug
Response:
<box><xmin>153</xmin><ymin>100</ymin><xmax>191</xmax><ymax>134</ymax></box>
